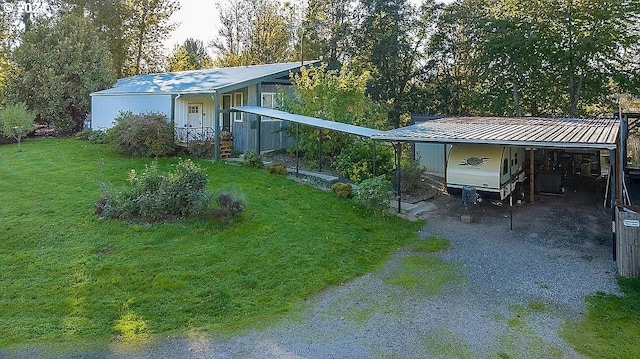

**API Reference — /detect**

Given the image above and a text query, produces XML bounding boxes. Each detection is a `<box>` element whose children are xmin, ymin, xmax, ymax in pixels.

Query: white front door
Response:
<box><xmin>187</xmin><ymin>103</ymin><xmax>203</xmax><ymax>128</ymax></box>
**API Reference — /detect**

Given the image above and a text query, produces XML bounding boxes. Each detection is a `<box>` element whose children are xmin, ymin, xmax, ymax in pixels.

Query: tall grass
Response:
<box><xmin>0</xmin><ymin>138</ymin><xmax>422</xmax><ymax>347</ymax></box>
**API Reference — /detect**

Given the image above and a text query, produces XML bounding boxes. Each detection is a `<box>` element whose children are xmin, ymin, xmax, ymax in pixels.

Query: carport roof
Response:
<box><xmin>372</xmin><ymin>117</ymin><xmax>620</xmax><ymax>150</ymax></box>
<box><xmin>233</xmin><ymin>106</ymin><xmax>383</xmax><ymax>137</ymax></box>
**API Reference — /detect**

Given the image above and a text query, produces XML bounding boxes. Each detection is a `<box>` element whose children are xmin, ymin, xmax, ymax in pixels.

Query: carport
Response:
<box><xmin>372</xmin><ymin>116</ymin><xmax>621</xmax><ymax>206</ymax></box>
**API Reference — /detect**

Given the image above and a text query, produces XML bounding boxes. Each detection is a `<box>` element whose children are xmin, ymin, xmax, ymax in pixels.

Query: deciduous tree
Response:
<box><xmin>166</xmin><ymin>38</ymin><xmax>213</xmax><ymax>71</ymax></box>
<box><xmin>0</xmin><ymin>103</ymin><xmax>35</xmax><ymax>152</ymax></box>
<box><xmin>7</xmin><ymin>14</ymin><xmax>115</xmax><ymax>133</ymax></box>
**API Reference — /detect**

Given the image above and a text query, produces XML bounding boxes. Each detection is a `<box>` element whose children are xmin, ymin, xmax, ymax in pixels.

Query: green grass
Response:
<box><xmin>562</xmin><ymin>277</ymin><xmax>640</xmax><ymax>359</ymax></box>
<box><xmin>413</xmin><ymin>236</ymin><xmax>449</xmax><ymax>253</ymax></box>
<box><xmin>0</xmin><ymin>138</ymin><xmax>422</xmax><ymax>347</ymax></box>
<box><xmin>384</xmin><ymin>254</ymin><xmax>461</xmax><ymax>297</ymax></box>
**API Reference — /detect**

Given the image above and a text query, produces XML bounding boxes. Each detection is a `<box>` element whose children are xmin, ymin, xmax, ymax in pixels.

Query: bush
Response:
<box><xmin>75</xmin><ymin>128</ymin><xmax>92</xmax><ymax>140</ymax></box>
<box><xmin>267</xmin><ymin>162</ymin><xmax>289</xmax><ymax>175</ymax></box>
<box><xmin>187</xmin><ymin>140</ymin><xmax>214</xmax><ymax>159</ymax></box>
<box><xmin>355</xmin><ymin>176</ymin><xmax>393</xmax><ymax>216</ymax></box>
<box><xmin>335</xmin><ymin>140</ymin><xmax>394</xmax><ymax>183</ymax></box>
<box><xmin>243</xmin><ymin>151</ymin><xmax>263</xmax><ymax>168</ymax></box>
<box><xmin>96</xmin><ymin>159</ymin><xmax>212</xmax><ymax>222</ymax></box>
<box><xmin>107</xmin><ymin>111</ymin><xmax>175</xmax><ymax>157</ymax></box>
<box><xmin>212</xmin><ymin>193</ymin><xmax>245</xmax><ymax>222</ymax></box>
<box><xmin>331</xmin><ymin>182</ymin><xmax>353</xmax><ymax>198</ymax></box>
<box><xmin>398</xmin><ymin>159</ymin><xmax>425</xmax><ymax>195</ymax></box>
<box><xmin>88</xmin><ymin>130</ymin><xmax>107</xmax><ymax>144</ymax></box>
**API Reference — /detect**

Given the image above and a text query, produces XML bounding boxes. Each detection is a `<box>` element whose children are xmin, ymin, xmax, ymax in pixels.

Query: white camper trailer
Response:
<box><xmin>447</xmin><ymin>144</ymin><xmax>526</xmax><ymax>200</ymax></box>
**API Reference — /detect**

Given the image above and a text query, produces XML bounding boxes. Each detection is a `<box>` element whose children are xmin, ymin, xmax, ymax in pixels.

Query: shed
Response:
<box><xmin>90</xmin><ymin>62</ymin><xmax>318</xmax><ymax>157</ymax></box>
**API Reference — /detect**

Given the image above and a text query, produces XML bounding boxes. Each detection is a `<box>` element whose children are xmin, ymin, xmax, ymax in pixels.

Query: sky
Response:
<box><xmin>165</xmin><ymin>0</ymin><xmax>451</xmax><ymax>55</ymax></box>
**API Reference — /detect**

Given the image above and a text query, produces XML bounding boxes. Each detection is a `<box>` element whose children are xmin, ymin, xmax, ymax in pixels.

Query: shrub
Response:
<box><xmin>398</xmin><ymin>159</ymin><xmax>425</xmax><ymax>195</ymax></box>
<box><xmin>212</xmin><ymin>193</ymin><xmax>245</xmax><ymax>222</ymax></box>
<box><xmin>267</xmin><ymin>162</ymin><xmax>289</xmax><ymax>175</ymax></box>
<box><xmin>187</xmin><ymin>140</ymin><xmax>214</xmax><ymax>159</ymax></box>
<box><xmin>96</xmin><ymin>159</ymin><xmax>212</xmax><ymax>222</ymax></box>
<box><xmin>355</xmin><ymin>176</ymin><xmax>393</xmax><ymax>216</ymax></box>
<box><xmin>331</xmin><ymin>182</ymin><xmax>353</xmax><ymax>198</ymax></box>
<box><xmin>335</xmin><ymin>140</ymin><xmax>394</xmax><ymax>183</ymax></box>
<box><xmin>107</xmin><ymin>111</ymin><xmax>175</xmax><ymax>157</ymax></box>
<box><xmin>75</xmin><ymin>128</ymin><xmax>92</xmax><ymax>140</ymax></box>
<box><xmin>243</xmin><ymin>151</ymin><xmax>263</xmax><ymax>168</ymax></box>
<box><xmin>88</xmin><ymin>130</ymin><xmax>107</xmax><ymax>144</ymax></box>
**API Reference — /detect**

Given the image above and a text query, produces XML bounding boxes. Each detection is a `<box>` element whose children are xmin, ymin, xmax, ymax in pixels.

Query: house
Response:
<box><xmin>90</xmin><ymin>62</ymin><xmax>317</xmax><ymax>157</ymax></box>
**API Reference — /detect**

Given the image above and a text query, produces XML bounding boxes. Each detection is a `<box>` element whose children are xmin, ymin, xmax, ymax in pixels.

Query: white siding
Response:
<box><xmin>91</xmin><ymin>93</ymin><xmax>172</xmax><ymax>129</ymax></box>
<box><xmin>175</xmin><ymin>96</ymin><xmax>215</xmax><ymax>128</ymax></box>
<box><xmin>416</xmin><ymin>143</ymin><xmax>451</xmax><ymax>177</ymax></box>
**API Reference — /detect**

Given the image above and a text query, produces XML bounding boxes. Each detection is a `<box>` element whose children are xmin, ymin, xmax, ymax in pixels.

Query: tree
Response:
<box><xmin>447</xmin><ymin>0</ymin><xmax>640</xmax><ymax>117</ymax></box>
<box><xmin>352</xmin><ymin>0</ymin><xmax>437</xmax><ymax>128</ymax></box>
<box><xmin>300</xmin><ymin>0</ymin><xmax>356</xmax><ymax>66</ymax></box>
<box><xmin>166</xmin><ymin>38</ymin><xmax>213</xmax><ymax>72</ymax></box>
<box><xmin>282</xmin><ymin>62</ymin><xmax>388</xmax><ymax>164</ymax></box>
<box><xmin>7</xmin><ymin>13</ymin><xmax>115</xmax><ymax>134</ymax></box>
<box><xmin>63</xmin><ymin>0</ymin><xmax>179</xmax><ymax>77</ymax></box>
<box><xmin>212</xmin><ymin>0</ymin><xmax>295</xmax><ymax>66</ymax></box>
<box><xmin>0</xmin><ymin>103</ymin><xmax>35</xmax><ymax>152</ymax></box>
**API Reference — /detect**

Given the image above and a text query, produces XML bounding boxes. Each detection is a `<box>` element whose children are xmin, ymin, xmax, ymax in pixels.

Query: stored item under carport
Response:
<box><xmin>447</xmin><ymin>144</ymin><xmax>526</xmax><ymax>200</ymax></box>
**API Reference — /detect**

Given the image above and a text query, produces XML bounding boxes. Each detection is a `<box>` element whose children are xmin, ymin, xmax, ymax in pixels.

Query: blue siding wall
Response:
<box><xmin>91</xmin><ymin>94</ymin><xmax>173</xmax><ymax>129</ymax></box>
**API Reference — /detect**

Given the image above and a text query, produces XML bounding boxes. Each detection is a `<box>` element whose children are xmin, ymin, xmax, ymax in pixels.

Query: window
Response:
<box><xmin>188</xmin><ymin>105</ymin><xmax>199</xmax><ymax>114</ymax></box>
<box><xmin>503</xmin><ymin>158</ymin><xmax>509</xmax><ymax>175</ymax></box>
<box><xmin>261</xmin><ymin>92</ymin><xmax>281</xmax><ymax>122</ymax></box>
<box><xmin>234</xmin><ymin>92</ymin><xmax>244</xmax><ymax>122</ymax></box>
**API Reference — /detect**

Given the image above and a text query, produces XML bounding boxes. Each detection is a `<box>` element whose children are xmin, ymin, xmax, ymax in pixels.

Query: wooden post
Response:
<box><xmin>616</xmin><ymin>207</ymin><xmax>640</xmax><ymax>277</ymax></box>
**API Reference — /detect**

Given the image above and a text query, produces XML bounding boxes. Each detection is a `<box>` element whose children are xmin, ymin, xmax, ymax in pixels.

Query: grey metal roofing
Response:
<box><xmin>233</xmin><ymin>106</ymin><xmax>383</xmax><ymax>137</ymax></box>
<box><xmin>372</xmin><ymin>116</ymin><xmax>620</xmax><ymax>149</ymax></box>
<box><xmin>92</xmin><ymin>62</ymin><xmax>315</xmax><ymax>96</ymax></box>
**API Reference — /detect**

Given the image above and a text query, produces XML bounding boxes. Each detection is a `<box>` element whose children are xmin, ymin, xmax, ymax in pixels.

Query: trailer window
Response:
<box><xmin>503</xmin><ymin>158</ymin><xmax>509</xmax><ymax>175</ymax></box>
<box><xmin>514</xmin><ymin>152</ymin><xmax>518</xmax><ymax>166</ymax></box>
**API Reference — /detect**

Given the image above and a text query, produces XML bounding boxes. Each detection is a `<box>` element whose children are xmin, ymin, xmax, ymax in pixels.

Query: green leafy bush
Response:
<box><xmin>96</xmin><ymin>159</ymin><xmax>212</xmax><ymax>222</ymax></box>
<box><xmin>75</xmin><ymin>128</ymin><xmax>92</xmax><ymax>140</ymax></box>
<box><xmin>331</xmin><ymin>182</ymin><xmax>353</xmax><ymax>198</ymax></box>
<box><xmin>187</xmin><ymin>140</ymin><xmax>214</xmax><ymax>159</ymax></box>
<box><xmin>88</xmin><ymin>130</ymin><xmax>107</xmax><ymax>144</ymax></box>
<box><xmin>335</xmin><ymin>141</ymin><xmax>394</xmax><ymax>183</ymax></box>
<box><xmin>398</xmin><ymin>159</ymin><xmax>425</xmax><ymax>195</ymax></box>
<box><xmin>212</xmin><ymin>193</ymin><xmax>245</xmax><ymax>222</ymax></box>
<box><xmin>243</xmin><ymin>151</ymin><xmax>263</xmax><ymax>168</ymax></box>
<box><xmin>355</xmin><ymin>176</ymin><xmax>393</xmax><ymax>216</ymax></box>
<box><xmin>267</xmin><ymin>162</ymin><xmax>289</xmax><ymax>175</ymax></box>
<box><xmin>107</xmin><ymin>111</ymin><xmax>175</xmax><ymax>157</ymax></box>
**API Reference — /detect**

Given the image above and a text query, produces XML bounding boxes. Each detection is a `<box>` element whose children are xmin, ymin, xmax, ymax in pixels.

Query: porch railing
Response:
<box><xmin>174</xmin><ymin>126</ymin><xmax>216</xmax><ymax>144</ymax></box>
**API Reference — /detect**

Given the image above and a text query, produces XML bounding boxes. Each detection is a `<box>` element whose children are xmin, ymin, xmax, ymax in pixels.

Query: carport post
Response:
<box><xmin>395</xmin><ymin>142</ymin><xmax>402</xmax><ymax>213</ymax></box>
<box><xmin>296</xmin><ymin>122</ymin><xmax>300</xmax><ymax>177</ymax></box>
<box><xmin>372</xmin><ymin>140</ymin><xmax>377</xmax><ymax>176</ymax></box>
<box><xmin>610</xmin><ymin>148</ymin><xmax>617</xmax><ymax>261</ymax></box>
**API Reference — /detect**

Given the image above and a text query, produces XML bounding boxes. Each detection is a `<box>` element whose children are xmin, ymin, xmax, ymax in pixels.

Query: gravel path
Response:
<box><xmin>2</xmin><ymin>192</ymin><xmax>619</xmax><ymax>359</ymax></box>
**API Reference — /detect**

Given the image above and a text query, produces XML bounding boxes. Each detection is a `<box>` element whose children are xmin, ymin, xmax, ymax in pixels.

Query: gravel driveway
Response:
<box><xmin>2</xmin><ymin>189</ymin><xmax>619</xmax><ymax>359</ymax></box>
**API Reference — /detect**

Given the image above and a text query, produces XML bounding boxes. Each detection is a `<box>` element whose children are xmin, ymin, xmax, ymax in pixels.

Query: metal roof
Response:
<box><xmin>373</xmin><ymin>117</ymin><xmax>620</xmax><ymax>150</ymax></box>
<box><xmin>233</xmin><ymin>106</ymin><xmax>383</xmax><ymax>137</ymax></box>
<box><xmin>92</xmin><ymin>62</ymin><xmax>315</xmax><ymax>96</ymax></box>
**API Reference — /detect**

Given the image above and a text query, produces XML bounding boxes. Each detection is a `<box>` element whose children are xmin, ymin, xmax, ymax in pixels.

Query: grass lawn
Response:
<box><xmin>0</xmin><ymin>138</ymin><xmax>422</xmax><ymax>347</ymax></box>
<box><xmin>562</xmin><ymin>276</ymin><xmax>640</xmax><ymax>359</ymax></box>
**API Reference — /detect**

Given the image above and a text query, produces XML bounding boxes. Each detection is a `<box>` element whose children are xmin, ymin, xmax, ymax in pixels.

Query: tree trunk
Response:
<box><xmin>512</xmin><ymin>80</ymin><xmax>522</xmax><ymax>117</ymax></box>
